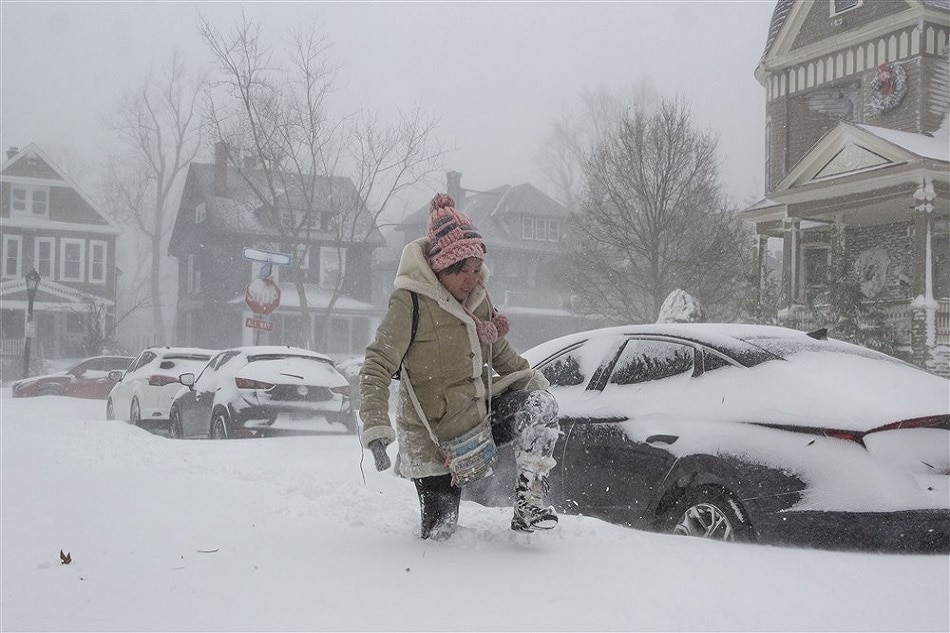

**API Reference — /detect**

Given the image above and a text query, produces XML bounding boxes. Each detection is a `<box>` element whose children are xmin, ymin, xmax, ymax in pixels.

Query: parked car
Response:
<box><xmin>11</xmin><ymin>356</ymin><xmax>133</xmax><ymax>399</ymax></box>
<box><xmin>106</xmin><ymin>347</ymin><xmax>216</xmax><ymax>429</ymax></box>
<box><xmin>464</xmin><ymin>324</ymin><xmax>950</xmax><ymax>552</ymax></box>
<box><xmin>167</xmin><ymin>346</ymin><xmax>356</xmax><ymax>439</ymax></box>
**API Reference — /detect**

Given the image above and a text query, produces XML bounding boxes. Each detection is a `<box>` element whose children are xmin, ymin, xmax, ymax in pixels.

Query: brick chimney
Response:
<box><xmin>446</xmin><ymin>171</ymin><xmax>462</xmax><ymax>205</ymax></box>
<box><xmin>7</xmin><ymin>146</ymin><xmax>19</xmax><ymax>160</ymax></box>
<box><xmin>213</xmin><ymin>141</ymin><xmax>229</xmax><ymax>196</ymax></box>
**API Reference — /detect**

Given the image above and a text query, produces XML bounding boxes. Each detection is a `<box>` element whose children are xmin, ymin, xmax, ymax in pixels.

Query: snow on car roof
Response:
<box><xmin>148</xmin><ymin>347</ymin><xmax>216</xmax><ymax>359</ymax></box>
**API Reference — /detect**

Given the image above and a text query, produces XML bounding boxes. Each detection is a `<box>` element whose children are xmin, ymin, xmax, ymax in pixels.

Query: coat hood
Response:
<box><xmin>394</xmin><ymin>237</ymin><xmax>490</xmax><ymax>312</ymax></box>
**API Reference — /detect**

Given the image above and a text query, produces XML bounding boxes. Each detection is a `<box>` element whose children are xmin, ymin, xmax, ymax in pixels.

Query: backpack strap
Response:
<box><xmin>392</xmin><ymin>291</ymin><xmax>419</xmax><ymax>380</ymax></box>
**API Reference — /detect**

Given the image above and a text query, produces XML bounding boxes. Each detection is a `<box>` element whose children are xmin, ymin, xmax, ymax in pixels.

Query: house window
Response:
<box><xmin>800</xmin><ymin>246</ymin><xmax>830</xmax><ymax>295</ymax></box>
<box><xmin>831</xmin><ymin>0</ymin><xmax>860</xmax><ymax>16</ymax></box>
<box><xmin>522</xmin><ymin>216</ymin><xmax>560</xmax><ymax>242</ymax></box>
<box><xmin>764</xmin><ymin>120</ymin><xmax>771</xmax><ymax>193</ymax></box>
<box><xmin>10</xmin><ymin>185</ymin><xmax>50</xmax><ymax>218</ymax></box>
<box><xmin>89</xmin><ymin>241</ymin><xmax>107</xmax><ymax>284</ymax></box>
<box><xmin>60</xmin><ymin>239</ymin><xmax>85</xmax><ymax>281</ymax></box>
<box><xmin>328</xmin><ymin>317</ymin><xmax>352</xmax><ymax>354</ymax></box>
<box><xmin>195</xmin><ymin>202</ymin><xmax>206</xmax><ymax>223</ymax></box>
<box><xmin>2</xmin><ymin>235</ymin><xmax>22</xmax><ymax>277</ymax></box>
<box><xmin>319</xmin><ymin>246</ymin><xmax>345</xmax><ymax>288</ymax></box>
<box><xmin>35</xmin><ymin>238</ymin><xmax>55</xmax><ymax>279</ymax></box>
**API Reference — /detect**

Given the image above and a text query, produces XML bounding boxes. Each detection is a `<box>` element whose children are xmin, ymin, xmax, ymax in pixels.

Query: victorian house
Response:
<box><xmin>393</xmin><ymin>172</ymin><xmax>598</xmax><ymax>351</ymax></box>
<box><xmin>744</xmin><ymin>0</ymin><xmax>950</xmax><ymax>375</ymax></box>
<box><xmin>0</xmin><ymin>144</ymin><xmax>121</xmax><ymax>366</ymax></box>
<box><xmin>168</xmin><ymin>143</ymin><xmax>385</xmax><ymax>355</ymax></box>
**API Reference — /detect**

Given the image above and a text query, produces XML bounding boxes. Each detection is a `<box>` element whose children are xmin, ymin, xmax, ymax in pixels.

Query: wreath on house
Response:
<box><xmin>869</xmin><ymin>62</ymin><xmax>907</xmax><ymax>113</ymax></box>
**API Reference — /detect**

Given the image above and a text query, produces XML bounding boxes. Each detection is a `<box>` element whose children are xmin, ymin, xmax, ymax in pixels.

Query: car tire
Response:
<box><xmin>38</xmin><ymin>385</ymin><xmax>63</xmax><ymax>397</ymax></box>
<box><xmin>210</xmin><ymin>410</ymin><xmax>230</xmax><ymax>440</ymax></box>
<box><xmin>662</xmin><ymin>484</ymin><xmax>754</xmax><ymax>543</ymax></box>
<box><xmin>168</xmin><ymin>408</ymin><xmax>183</xmax><ymax>439</ymax></box>
<box><xmin>130</xmin><ymin>399</ymin><xmax>142</xmax><ymax>428</ymax></box>
<box><xmin>106</xmin><ymin>399</ymin><xmax>115</xmax><ymax>421</ymax></box>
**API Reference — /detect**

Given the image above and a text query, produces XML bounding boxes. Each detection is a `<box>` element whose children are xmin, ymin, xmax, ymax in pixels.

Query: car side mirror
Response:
<box><xmin>108</xmin><ymin>370</ymin><xmax>123</xmax><ymax>382</ymax></box>
<box><xmin>179</xmin><ymin>373</ymin><xmax>196</xmax><ymax>388</ymax></box>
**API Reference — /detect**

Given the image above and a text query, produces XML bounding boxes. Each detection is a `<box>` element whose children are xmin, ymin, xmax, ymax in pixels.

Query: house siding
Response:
<box><xmin>791</xmin><ymin>1</ymin><xmax>909</xmax><ymax>51</ymax></box>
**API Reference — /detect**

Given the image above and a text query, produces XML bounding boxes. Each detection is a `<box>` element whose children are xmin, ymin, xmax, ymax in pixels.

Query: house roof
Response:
<box><xmin>855</xmin><ymin>122</ymin><xmax>950</xmax><ymax>162</ymax></box>
<box><xmin>760</xmin><ymin>0</ymin><xmax>950</xmax><ymax>65</ymax></box>
<box><xmin>399</xmin><ymin>182</ymin><xmax>571</xmax><ymax>251</ymax></box>
<box><xmin>170</xmin><ymin>162</ymin><xmax>385</xmax><ymax>251</ymax></box>
<box><xmin>227</xmin><ymin>282</ymin><xmax>378</xmax><ymax>314</ymax></box>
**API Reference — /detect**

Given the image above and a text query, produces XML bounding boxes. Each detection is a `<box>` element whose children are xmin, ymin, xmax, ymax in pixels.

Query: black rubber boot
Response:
<box><xmin>413</xmin><ymin>474</ymin><xmax>461</xmax><ymax>541</ymax></box>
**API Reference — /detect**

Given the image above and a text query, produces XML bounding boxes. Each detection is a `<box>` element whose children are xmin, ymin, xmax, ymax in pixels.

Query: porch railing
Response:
<box><xmin>0</xmin><ymin>339</ymin><xmax>25</xmax><ymax>357</ymax></box>
<box><xmin>783</xmin><ymin>299</ymin><xmax>950</xmax><ymax>345</ymax></box>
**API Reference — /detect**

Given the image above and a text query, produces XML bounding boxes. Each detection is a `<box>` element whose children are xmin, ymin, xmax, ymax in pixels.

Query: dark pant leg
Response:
<box><xmin>412</xmin><ymin>474</ymin><xmax>461</xmax><ymax>540</ymax></box>
<box><xmin>489</xmin><ymin>389</ymin><xmax>560</xmax><ymax>459</ymax></box>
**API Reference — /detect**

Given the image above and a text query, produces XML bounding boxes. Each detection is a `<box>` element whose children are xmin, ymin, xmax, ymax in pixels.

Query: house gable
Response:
<box><xmin>1</xmin><ymin>144</ymin><xmax>120</xmax><ymax>233</ymax></box>
<box><xmin>774</xmin><ymin>121</ymin><xmax>925</xmax><ymax>192</ymax></box>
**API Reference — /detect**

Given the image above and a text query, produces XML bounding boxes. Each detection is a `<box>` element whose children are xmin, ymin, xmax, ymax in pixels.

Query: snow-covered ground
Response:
<box><xmin>1</xmin><ymin>390</ymin><xmax>948</xmax><ymax>632</ymax></box>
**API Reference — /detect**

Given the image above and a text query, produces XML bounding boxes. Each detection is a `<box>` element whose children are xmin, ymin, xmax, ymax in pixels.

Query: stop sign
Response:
<box><xmin>245</xmin><ymin>277</ymin><xmax>281</xmax><ymax>315</ymax></box>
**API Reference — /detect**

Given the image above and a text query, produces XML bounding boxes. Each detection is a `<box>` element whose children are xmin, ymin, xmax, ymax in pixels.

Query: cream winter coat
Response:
<box><xmin>359</xmin><ymin>238</ymin><xmax>548</xmax><ymax>479</ymax></box>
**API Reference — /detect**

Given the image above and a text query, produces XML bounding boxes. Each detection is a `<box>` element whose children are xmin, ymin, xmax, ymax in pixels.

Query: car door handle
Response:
<box><xmin>646</xmin><ymin>434</ymin><xmax>678</xmax><ymax>445</ymax></box>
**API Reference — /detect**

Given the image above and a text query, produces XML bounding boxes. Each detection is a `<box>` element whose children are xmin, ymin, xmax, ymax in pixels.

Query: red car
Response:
<box><xmin>11</xmin><ymin>356</ymin><xmax>133</xmax><ymax>399</ymax></box>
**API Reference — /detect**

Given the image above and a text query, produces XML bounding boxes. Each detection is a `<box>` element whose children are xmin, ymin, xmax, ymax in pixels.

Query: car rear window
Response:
<box><xmin>247</xmin><ymin>354</ymin><xmax>332</xmax><ymax>366</ymax></box>
<box><xmin>742</xmin><ymin>336</ymin><xmax>908</xmax><ymax>367</ymax></box>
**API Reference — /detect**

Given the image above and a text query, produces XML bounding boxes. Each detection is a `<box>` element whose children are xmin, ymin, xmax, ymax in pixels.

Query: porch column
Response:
<box><xmin>910</xmin><ymin>177</ymin><xmax>936</xmax><ymax>370</ymax></box>
<box><xmin>779</xmin><ymin>219</ymin><xmax>799</xmax><ymax>323</ymax></box>
<box><xmin>753</xmin><ymin>234</ymin><xmax>768</xmax><ymax>305</ymax></box>
<box><xmin>830</xmin><ymin>217</ymin><xmax>846</xmax><ymax>289</ymax></box>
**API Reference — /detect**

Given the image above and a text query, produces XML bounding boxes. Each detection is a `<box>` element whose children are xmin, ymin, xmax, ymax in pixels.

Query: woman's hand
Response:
<box><xmin>368</xmin><ymin>438</ymin><xmax>392</xmax><ymax>471</ymax></box>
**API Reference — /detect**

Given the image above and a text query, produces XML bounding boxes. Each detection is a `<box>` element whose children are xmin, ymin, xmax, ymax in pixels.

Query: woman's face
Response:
<box><xmin>438</xmin><ymin>257</ymin><xmax>483</xmax><ymax>302</ymax></box>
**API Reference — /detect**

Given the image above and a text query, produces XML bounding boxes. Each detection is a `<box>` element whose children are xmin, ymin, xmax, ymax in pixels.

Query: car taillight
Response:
<box><xmin>148</xmin><ymin>375</ymin><xmax>179</xmax><ymax>387</ymax></box>
<box><xmin>868</xmin><ymin>415</ymin><xmax>950</xmax><ymax>433</ymax></box>
<box><xmin>330</xmin><ymin>385</ymin><xmax>351</xmax><ymax>397</ymax></box>
<box><xmin>824</xmin><ymin>429</ymin><xmax>865</xmax><ymax>445</ymax></box>
<box><xmin>235</xmin><ymin>377</ymin><xmax>275</xmax><ymax>390</ymax></box>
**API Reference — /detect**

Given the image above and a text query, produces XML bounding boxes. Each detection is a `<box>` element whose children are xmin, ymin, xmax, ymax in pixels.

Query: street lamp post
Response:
<box><xmin>22</xmin><ymin>268</ymin><xmax>41</xmax><ymax>379</ymax></box>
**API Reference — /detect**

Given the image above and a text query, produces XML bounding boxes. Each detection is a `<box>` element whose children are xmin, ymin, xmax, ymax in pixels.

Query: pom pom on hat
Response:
<box><xmin>427</xmin><ymin>193</ymin><xmax>486</xmax><ymax>273</ymax></box>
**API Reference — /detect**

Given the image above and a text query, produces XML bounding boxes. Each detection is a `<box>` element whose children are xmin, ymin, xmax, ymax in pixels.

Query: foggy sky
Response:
<box><xmin>0</xmin><ymin>1</ymin><xmax>777</xmax><ymax>207</ymax></box>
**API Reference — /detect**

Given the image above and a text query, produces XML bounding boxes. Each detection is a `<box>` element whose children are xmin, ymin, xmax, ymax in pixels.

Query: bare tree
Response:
<box><xmin>566</xmin><ymin>95</ymin><xmax>750</xmax><ymax>324</ymax></box>
<box><xmin>105</xmin><ymin>51</ymin><xmax>204</xmax><ymax>345</ymax></box>
<box><xmin>534</xmin><ymin>82</ymin><xmax>660</xmax><ymax>209</ymax></box>
<box><xmin>198</xmin><ymin>13</ymin><xmax>444</xmax><ymax>348</ymax></box>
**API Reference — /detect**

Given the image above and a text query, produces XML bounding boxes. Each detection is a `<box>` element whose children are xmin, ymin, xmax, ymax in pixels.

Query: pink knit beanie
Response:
<box><xmin>427</xmin><ymin>193</ymin><xmax>486</xmax><ymax>273</ymax></box>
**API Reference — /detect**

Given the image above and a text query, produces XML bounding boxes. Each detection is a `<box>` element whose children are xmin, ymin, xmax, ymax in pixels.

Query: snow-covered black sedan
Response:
<box><xmin>465</xmin><ymin>324</ymin><xmax>949</xmax><ymax>552</ymax></box>
<box><xmin>167</xmin><ymin>346</ymin><xmax>356</xmax><ymax>439</ymax></box>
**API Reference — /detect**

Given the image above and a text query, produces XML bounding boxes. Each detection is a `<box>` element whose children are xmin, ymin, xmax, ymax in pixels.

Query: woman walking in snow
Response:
<box><xmin>359</xmin><ymin>193</ymin><xmax>561</xmax><ymax>541</ymax></box>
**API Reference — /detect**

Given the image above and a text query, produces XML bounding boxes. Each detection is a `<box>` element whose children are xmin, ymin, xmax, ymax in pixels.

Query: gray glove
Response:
<box><xmin>367</xmin><ymin>438</ymin><xmax>392</xmax><ymax>472</ymax></box>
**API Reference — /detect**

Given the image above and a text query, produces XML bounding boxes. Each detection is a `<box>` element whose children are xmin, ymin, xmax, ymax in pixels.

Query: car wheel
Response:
<box><xmin>168</xmin><ymin>408</ymin><xmax>183</xmax><ymax>439</ymax></box>
<box><xmin>130</xmin><ymin>399</ymin><xmax>142</xmax><ymax>427</ymax></box>
<box><xmin>210</xmin><ymin>410</ymin><xmax>230</xmax><ymax>440</ymax></box>
<box><xmin>106</xmin><ymin>399</ymin><xmax>115</xmax><ymax>420</ymax></box>
<box><xmin>663</xmin><ymin>484</ymin><xmax>754</xmax><ymax>543</ymax></box>
<box><xmin>38</xmin><ymin>385</ymin><xmax>63</xmax><ymax>397</ymax></box>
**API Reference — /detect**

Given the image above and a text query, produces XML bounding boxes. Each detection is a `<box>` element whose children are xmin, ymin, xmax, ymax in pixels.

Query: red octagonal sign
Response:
<box><xmin>245</xmin><ymin>277</ymin><xmax>281</xmax><ymax>315</ymax></box>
